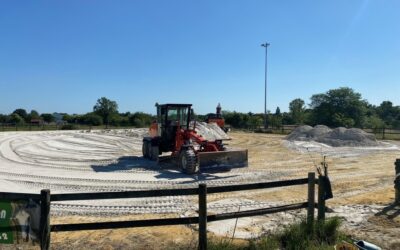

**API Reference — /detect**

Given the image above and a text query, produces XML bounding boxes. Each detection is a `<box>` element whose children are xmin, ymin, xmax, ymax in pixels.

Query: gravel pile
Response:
<box><xmin>286</xmin><ymin>125</ymin><xmax>379</xmax><ymax>147</ymax></box>
<box><xmin>191</xmin><ymin>121</ymin><xmax>230</xmax><ymax>141</ymax></box>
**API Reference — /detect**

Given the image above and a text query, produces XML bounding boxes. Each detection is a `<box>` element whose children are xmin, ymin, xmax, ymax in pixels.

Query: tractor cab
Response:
<box><xmin>153</xmin><ymin>103</ymin><xmax>192</xmax><ymax>152</ymax></box>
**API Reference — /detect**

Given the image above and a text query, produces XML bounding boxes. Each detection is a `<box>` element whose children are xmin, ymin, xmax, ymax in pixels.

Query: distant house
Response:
<box><xmin>30</xmin><ymin>119</ymin><xmax>43</xmax><ymax>125</ymax></box>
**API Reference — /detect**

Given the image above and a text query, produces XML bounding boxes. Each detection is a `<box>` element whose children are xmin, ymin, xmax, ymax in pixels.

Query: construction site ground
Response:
<box><xmin>0</xmin><ymin>129</ymin><xmax>399</xmax><ymax>249</ymax></box>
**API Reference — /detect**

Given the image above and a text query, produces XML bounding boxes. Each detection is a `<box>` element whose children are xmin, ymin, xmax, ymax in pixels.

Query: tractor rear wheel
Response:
<box><xmin>179</xmin><ymin>149</ymin><xmax>197</xmax><ymax>174</ymax></box>
<box><xmin>150</xmin><ymin>146</ymin><xmax>159</xmax><ymax>161</ymax></box>
<box><xmin>142</xmin><ymin>141</ymin><xmax>150</xmax><ymax>159</ymax></box>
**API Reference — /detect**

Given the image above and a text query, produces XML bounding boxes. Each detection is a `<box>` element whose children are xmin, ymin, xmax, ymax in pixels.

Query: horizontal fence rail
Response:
<box><xmin>0</xmin><ymin>192</ymin><xmax>41</xmax><ymax>200</ymax></box>
<box><xmin>50</xmin><ymin>202</ymin><xmax>308</xmax><ymax>232</ymax></box>
<box><xmin>50</xmin><ymin>178</ymin><xmax>309</xmax><ymax>202</ymax></box>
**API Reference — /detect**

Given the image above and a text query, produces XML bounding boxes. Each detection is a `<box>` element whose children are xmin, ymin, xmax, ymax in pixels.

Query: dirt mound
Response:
<box><xmin>286</xmin><ymin>125</ymin><xmax>378</xmax><ymax>147</ymax></box>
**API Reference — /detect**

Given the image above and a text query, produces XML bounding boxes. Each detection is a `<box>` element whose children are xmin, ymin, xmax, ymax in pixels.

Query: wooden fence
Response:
<box><xmin>0</xmin><ymin>173</ymin><xmax>328</xmax><ymax>250</ymax></box>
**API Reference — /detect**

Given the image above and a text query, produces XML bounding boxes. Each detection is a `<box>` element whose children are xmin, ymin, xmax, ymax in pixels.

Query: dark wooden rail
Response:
<box><xmin>50</xmin><ymin>178</ymin><xmax>308</xmax><ymax>201</ymax></box>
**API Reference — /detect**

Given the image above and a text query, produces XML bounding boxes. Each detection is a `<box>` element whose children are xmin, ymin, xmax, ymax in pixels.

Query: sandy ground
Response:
<box><xmin>0</xmin><ymin>130</ymin><xmax>399</xmax><ymax>249</ymax></box>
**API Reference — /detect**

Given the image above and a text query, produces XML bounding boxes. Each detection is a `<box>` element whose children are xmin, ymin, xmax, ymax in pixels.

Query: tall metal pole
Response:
<box><xmin>261</xmin><ymin>42</ymin><xmax>270</xmax><ymax>129</ymax></box>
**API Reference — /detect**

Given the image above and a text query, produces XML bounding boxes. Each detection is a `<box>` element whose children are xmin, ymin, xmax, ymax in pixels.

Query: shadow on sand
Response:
<box><xmin>91</xmin><ymin>156</ymin><xmax>160</xmax><ymax>172</ymax></box>
<box><xmin>375</xmin><ymin>203</ymin><xmax>400</xmax><ymax>220</ymax></box>
<box><xmin>91</xmin><ymin>156</ymin><xmax>240</xmax><ymax>183</ymax></box>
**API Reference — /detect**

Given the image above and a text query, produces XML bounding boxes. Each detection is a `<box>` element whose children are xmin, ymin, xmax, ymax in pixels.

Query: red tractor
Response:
<box><xmin>142</xmin><ymin>103</ymin><xmax>247</xmax><ymax>174</ymax></box>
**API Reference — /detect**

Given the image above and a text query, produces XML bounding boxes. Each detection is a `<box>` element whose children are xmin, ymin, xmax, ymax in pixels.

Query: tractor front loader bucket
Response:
<box><xmin>198</xmin><ymin>149</ymin><xmax>248</xmax><ymax>171</ymax></box>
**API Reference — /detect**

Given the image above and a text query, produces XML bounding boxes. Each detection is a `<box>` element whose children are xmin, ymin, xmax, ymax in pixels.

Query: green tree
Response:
<box><xmin>62</xmin><ymin>114</ymin><xmax>73</xmax><ymax>123</ymax></box>
<box><xmin>269</xmin><ymin>114</ymin><xmax>283</xmax><ymax>129</ymax></box>
<box><xmin>30</xmin><ymin>110</ymin><xmax>40</xmax><ymax>119</ymax></box>
<box><xmin>224</xmin><ymin>111</ymin><xmax>244</xmax><ymax>128</ymax></box>
<box><xmin>0</xmin><ymin>114</ymin><xmax>9</xmax><ymax>123</ymax></box>
<box><xmin>289</xmin><ymin>98</ymin><xmax>306</xmax><ymax>125</ymax></box>
<box><xmin>275</xmin><ymin>107</ymin><xmax>281</xmax><ymax>116</ymax></box>
<box><xmin>10</xmin><ymin>113</ymin><xmax>25</xmax><ymax>125</ymax></box>
<box><xmin>93</xmin><ymin>97</ymin><xmax>119</xmax><ymax>126</ymax></box>
<box><xmin>118</xmin><ymin>115</ymin><xmax>130</xmax><ymax>126</ymax></box>
<box><xmin>13</xmin><ymin>109</ymin><xmax>28</xmax><ymax>121</ymax></box>
<box><xmin>310</xmin><ymin>87</ymin><xmax>367</xmax><ymax>127</ymax></box>
<box><xmin>281</xmin><ymin>112</ymin><xmax>292</xmax><ymax>125</ymax></box>
<box><xmin>83</xmin><ymin>113</ymin><xmax>103</xmax><ymax>126</ymax></box>
<box><xmin>41</xmin><ymin>113</ymin><xmax>55</xmax><ymax>123</ymax></box>
<box><xmin>363</xmin><ymin>115</ymin><xmax>385</xmax><ymax>131</ymax></box>
<box><xmin>129</xmin><ymin>112</ymin><xmax>154</xmax><ymax>127</ymax></box>
<box><xmin>248</xmin><ymin>115</ymin><xmax>263</xmax><ymax>129</ymax></box>
<box><xmin>0</xmin><ymin>114</ymin><xmax>7</xmax><ymax>123</ymax></box>
<box><xmin>376</xmin><ymin>101</ymin><xmax>400</xmax><ymax>128</ymax></box>
<box><xmin>109</xmin><ymin>113</ymin><xmax>122</xmax><ymax>126</ymax></box>
<box><xmin>26</xmin><ymin>110</ymin><xmax>41</xmax><ymax>123</ymax></box>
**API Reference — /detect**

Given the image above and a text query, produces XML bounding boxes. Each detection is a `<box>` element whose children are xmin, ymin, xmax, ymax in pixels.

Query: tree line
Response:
<box><xmin>0</xmin><ymin>97</ymin><xmax>155</xmax><ymax>128</ymax></box>
<box><xmin>0</xmin><ymin>109</ymin><xmax>56</xmax><ymax>125</ymax></box>
<box><xmin>208</xmin><ymin>87</ymin><xmax>400</xmax><ymax>130</ymax></box>
<box><xmin>287</xmin><ymin>87</ymin><xmax>399</xmax><ymax>129</ymax></box>
<box><xmin>1</xmin><ymin>87</ymin><xmax>399</xmax><ymax>130</ymax></box>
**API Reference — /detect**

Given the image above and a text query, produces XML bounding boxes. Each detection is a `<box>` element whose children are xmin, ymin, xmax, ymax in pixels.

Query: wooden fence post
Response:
<box><xmin>395</xmin><ymin>159</ymin><xmax>400</xmax><ymax>204</ymax></box>
<box><xmin>198</xmin><ymin>184</ymin><xmax>207</xmax><ymax>250</ymax></box>
<box><xmin>40</xmin><ymin>189</ymin><xmax>51</xmax><ymax>250</ymax></box>
<box><xmin>317</xmin><ymin>177</ymin><xmax>326</xmax><ymax>221</ymax></box>
<box><xmin>307</xmin><ymin>172</ymin><xmax>315</xmax><ymax>229</ymax></box>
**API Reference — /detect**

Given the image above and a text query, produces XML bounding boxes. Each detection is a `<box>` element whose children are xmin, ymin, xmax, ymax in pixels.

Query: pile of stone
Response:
<box><xmin>286</xmin><ymin>125</ymin><xmax>378</xmax><ymax>147</ymax></box>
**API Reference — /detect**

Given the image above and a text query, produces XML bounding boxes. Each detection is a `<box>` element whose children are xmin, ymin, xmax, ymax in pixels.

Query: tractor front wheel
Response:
<box><xmin>179</xmin><ymin>149</ymin><xmax>198</xmax><ymax>174</ymax></box>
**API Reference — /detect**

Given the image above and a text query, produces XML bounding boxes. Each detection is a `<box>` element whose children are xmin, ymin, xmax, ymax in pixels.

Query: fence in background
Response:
<box><xmin>2</xmin><ymin>123</ymin><xmax>400</xmax><ymax>140</ymax></box>
<box><xmin>252</xmin><ymin>125</ymin><xmax>400</xmax><ymax>140</ymax></box>
<box><xmin>0</xmin><ymin>173</ymin><xmax>328</xmax><ymax>250</ymax></box>
<box><xmin>364</xmin><ymin>128</ymin><xmax>400</xmax><ymax>140</ymax></box>
<box><xmin>0</xmin><ymin>123</ymin><xmax>134</xmax><ymax>132</ymax></box>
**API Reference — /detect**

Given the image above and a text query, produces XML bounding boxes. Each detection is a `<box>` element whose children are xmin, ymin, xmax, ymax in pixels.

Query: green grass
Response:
<box><xmin>267</xmin><ymin>217</ymin><xmax>345</xmax><ymax>250</ymax></box>
<box><xmin>173</xmin><ymin>217</ymin><xmax>348</xmax><ymax>250</ymax></box>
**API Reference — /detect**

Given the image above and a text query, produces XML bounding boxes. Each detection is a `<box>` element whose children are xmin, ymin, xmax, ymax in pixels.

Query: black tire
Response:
<box><xmin>142</xmin><ymin>141</ymin><xmax>150</xmax><ymax>159</ymax></box>
<box><xmin>179</xmin><ymin>149</ymin><xmax>198</xmax><ymax>174</ymax></box>
<box><xmin>150</xmin><ymin>146</ymin><xmax>159</xmax><ymax>161</ymax></box>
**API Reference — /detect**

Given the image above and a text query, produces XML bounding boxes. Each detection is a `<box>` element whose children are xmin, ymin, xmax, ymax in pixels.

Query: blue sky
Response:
<box><xmin>0</xmin><ymin>1</ymin><xmax>399</xmax><ymax>115</ymax></box>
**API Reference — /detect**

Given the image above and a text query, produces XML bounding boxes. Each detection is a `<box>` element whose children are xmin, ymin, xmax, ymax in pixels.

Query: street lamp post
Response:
<box><xmin>261</xmin><ymin>42</ymin><xmax>270</xmax><ymax>129</ymax></box>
